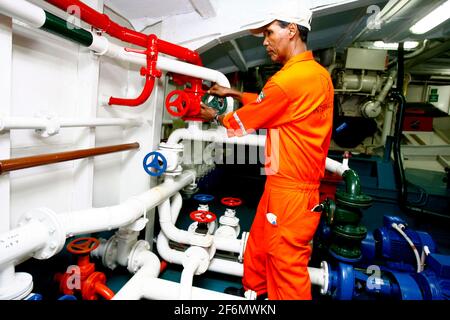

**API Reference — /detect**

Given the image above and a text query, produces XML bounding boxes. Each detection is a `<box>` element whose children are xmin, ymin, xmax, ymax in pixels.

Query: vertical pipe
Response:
<box><xmin>0</xmin><ymin>13</ymin><xmax>13</xmax><ymax>293</ymax></box>
<box><xmin>381</xmin><ymin>102</ymin><xmax>395</xmax><ymax>146</ymax></box>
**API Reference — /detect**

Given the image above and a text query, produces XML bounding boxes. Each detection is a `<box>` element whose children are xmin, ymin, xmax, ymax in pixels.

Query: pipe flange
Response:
<box><xmin>320</xmin><ymin>261</ymin><xmax>330</xmax><ymax>295</ymax></box>
<box><xmin>335</xmin><ymin>191</ymin><xmax>373</xmax><ymax>209</ymax></box>
<box><xmin>17</xmin><ymin>207</ymin><xmax>65</xmax><ymax>260</ymax></box>
<box><xmin>127</xmin><ymin>240</ymin><xmax>150</xmax><ymax>274</ymax></box>
<box><xmin>0</xmin><ymin>272</ymin><xmax>33</xmax><ymax>300</ymax></box>
<box><xmin>183</xmin><ymin>246</ymin><xmax>210</xmax><ymax>275</ymax></box>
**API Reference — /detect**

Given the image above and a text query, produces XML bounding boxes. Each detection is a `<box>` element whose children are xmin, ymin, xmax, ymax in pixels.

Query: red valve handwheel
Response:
<box><xmin>190</xmin><ymin>210</ymin><xmax>216</xmax><ymax>223</ymax></box>
<box><xmin>221</xmin><ymin>197</ymin><xmax>242</xmax><ymax>207</ymax></box>
<box><xmin>165</xmin><ymin>90</ymin><xmax>190</xmax><ymax>117</ymax></box>
<box><xmin>67</xmin><ymin>237</ymin><xmax>100</xmax><ymax>255</ymax></box>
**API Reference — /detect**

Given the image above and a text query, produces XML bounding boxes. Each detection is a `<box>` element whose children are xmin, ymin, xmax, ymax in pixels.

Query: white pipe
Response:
<box><xmin>392</xmin><ymin>223</ymin><xmax>422</xmax><ymax>273</ymax></box>
<box><xmin>59</xmin><ymin>170</ymin><xmax>196</xmax><ymax>236</ymax></box>
<box><xmin>113</xmin><ymin>258</ymin><xmax>160</xmax><ymax>300</ymax></box>
<box><xmin>156</xmin><ymin>232</ymin><xmax>244</xmax><ymax>277</ymax></box>
<box><xmin>167</xmin><ymin>126</ymin><xmax>266</xmax><ymax>146</ymax></box>
<box><xmin>179</xmin><ymin>258</ymin><xmax>201</xmax><ymax>300</ymax></box>
<box><xmin>0</xmin><ymin>222</ymin><xmax>48</xmax><ymax>267</ymax></box>
<box><xmin>0</xmin><ymin>0</ymin><xmax>46</xmax><ymax>28</ymax></box>
<box><xmin>170</xmin><ymin>193</ymin><xmax>183</xmax><ymax>224</ymax></box>
<box><xmin>0</xmin><ymin>116</ymin><xmax>142</xmax><ymax>132</ymax></box>
<box><xmin>325</xmin><ymin>158</ymin><xmax>350</xmax><ymax>177</ymax></box>
<box><xmin>114</xmin><ymin>276</ymin><xmax>245</xmax><ymax>300</ymax></box>
<box><xmin>308</xmin><ymin>267</ymin><xmax>326</xmax><ymax>289</ymax></box>
<box><xmin>381</xmin><ymin>102</ymin><xmax>395</xmax><ymax>145</ymax></box>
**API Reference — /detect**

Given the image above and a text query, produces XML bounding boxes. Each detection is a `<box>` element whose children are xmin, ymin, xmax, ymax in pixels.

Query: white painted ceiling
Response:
<box><xmin>104</xmin><ymin>0</ymin><xmax>450</xmax><ymax>75</ymax></box>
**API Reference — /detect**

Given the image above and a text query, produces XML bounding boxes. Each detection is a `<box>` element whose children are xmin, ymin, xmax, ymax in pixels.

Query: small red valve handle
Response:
<box><xmin>221</xmin><ymin>197</ymin><xmax>243</xmax><ymax>207</ymax></box>
<box><xmin>165</xmin><ymin>90</ymin><xmax>190</xmax><ymax>117</ymax></box>
<box><xmin>190</xmin><ymin>210</ymin><xmax>216</xmax><ymax>223</ymax></box>
<box><xmin>67</xmin><ymin>237</ymin><xmax>100</xmax><ymax>255</ymax></box>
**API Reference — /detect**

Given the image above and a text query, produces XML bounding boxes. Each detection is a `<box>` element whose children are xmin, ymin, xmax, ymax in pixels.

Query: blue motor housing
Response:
<box><xmin>373</xmin><ymin>216</ymin><xmax>436</xmax><ymax>272</ymax></box>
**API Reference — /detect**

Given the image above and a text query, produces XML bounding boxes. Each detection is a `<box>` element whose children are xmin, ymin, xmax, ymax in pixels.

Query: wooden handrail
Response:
<box><xmin>0</xmin><ymin>142</ymin><xmax>140</xmax><ymax>174</ymax></box>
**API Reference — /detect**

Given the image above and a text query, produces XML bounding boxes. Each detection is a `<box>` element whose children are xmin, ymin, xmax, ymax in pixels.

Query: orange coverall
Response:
<box><xmin>222</xmin><ymin>51</ymin><xmax>334</xmax><ymax>299</ymax></box>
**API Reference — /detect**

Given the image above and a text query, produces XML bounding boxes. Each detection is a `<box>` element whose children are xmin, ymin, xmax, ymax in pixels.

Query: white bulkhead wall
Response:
<box><xmin>3</xmin><ymin>1</ymin><xmax>163</xmax><ymax>229</ymax></box>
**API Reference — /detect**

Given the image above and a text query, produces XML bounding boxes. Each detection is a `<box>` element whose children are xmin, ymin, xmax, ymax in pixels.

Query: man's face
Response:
<box><xmin>262</xmin><ymin>21</ymin><xmax>290</xmax><ymax>63</ymax></box>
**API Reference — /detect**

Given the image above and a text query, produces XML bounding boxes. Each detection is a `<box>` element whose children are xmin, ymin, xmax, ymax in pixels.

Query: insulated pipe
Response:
<box><xmin>0</xmin><ymin>142</ymin><xmax>139</xmax><ymax>175</ymax></box>
<box><xmin>59</xmin><ymin>170</ymin><xmax>196</xmax><ymax>235</ymax></box>
<box><xmin>0</xmin><ymin>222</ymin><xmax>49</xmax><ymax>267</ymax></box>
<box><xmin>0</xmin><ymin>117</ymin><xmax>142</xmax><ymax>132</ymax></box>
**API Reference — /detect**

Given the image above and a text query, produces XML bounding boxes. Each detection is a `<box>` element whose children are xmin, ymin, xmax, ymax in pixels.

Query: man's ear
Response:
<box><xmin>288</xmin><ymin>23</ymin><xmax>297</xmax><ymax>39</ymax></box>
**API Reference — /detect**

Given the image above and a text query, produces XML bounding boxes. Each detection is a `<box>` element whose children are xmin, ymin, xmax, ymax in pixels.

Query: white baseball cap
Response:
<box><xmin>245</xmin><ymin>2</ymin><xmax>312</xmax><ymax>36</ymax></box>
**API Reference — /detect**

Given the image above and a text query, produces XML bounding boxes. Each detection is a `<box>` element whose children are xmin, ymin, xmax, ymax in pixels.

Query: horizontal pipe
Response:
<box><xmin>325</xmin><ymin>158</ymin><xmax>350</xmax><ymax>177</ymax></box>
<box><xmin>59</xmin><ymin>170</ymin><xmax>196</xmax><ymax>235</ymax></box>
<box><xmin>0</xmin><ymin>0</ymin><xmax>46</xmax><ymax>28</ymax></box>
<box><xmin>167</xmin><ymin>126</ymin><xmax>265</xmax><ymax>146</ymax></box>
<box><xmin>42</xmin><ymin>11</ymin><xmax>93</xmax><ymax>46</ymax></box>
<box><xmin>0</xmin><ymin>142</ymin><xmax>139</xmax><ymax>175</ymax></box>
<box><xmin>114</xmin><ymin>274</ymin><xmax>245</xmax><ymax>300</ymax></box>
<box><xmin>0</xmin><ymin>222</ymin><xmax>49</xmax><ymax>267</ymax></box>
<box><xmin>0</xmin><ymin>116</ymin><xmax>142</xmax><ymax>131</ymax></box>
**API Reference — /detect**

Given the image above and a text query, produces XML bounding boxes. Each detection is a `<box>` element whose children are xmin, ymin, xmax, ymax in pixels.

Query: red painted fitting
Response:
<box><xmin>82</xmin><ymin>272</ymin><xmax>114</xmax><ymax>300</ymax></box>
<box><xmin>109</xmin><ymin>76</ymin><xmax>156</xmax><ymax>107</ymax></box>
<box><xmin>56</xmin><ymin>237</ymin><xmax>114</xmax><ymax>300</ymax></box>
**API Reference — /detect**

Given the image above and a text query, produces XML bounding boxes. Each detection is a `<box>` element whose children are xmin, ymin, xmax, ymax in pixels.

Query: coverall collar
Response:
<box><xmin>281</xmin><ymin>50</ymin><xmax>314</xmax><ymax>70</ymax></box>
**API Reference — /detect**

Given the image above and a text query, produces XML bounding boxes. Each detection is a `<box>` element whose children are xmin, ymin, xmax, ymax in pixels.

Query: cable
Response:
<box><xmin>391</xmin><ymin>223</ymin><xmax>422</xmax><ymax>273</ymax></box>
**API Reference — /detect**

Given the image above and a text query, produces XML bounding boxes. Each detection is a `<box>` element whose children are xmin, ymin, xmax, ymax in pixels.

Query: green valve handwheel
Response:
<box><xmin>202</xmin><ymin>93</ymin><xmax>227</xmax><ymax>115</ymax></box>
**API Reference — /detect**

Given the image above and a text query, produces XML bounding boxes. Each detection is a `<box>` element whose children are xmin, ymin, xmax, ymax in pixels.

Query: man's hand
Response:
<box><xmin>199</xmin><ymin>102</ymin><xmax>218</xmax><ymax>122</ymax></box>
<box><xmin>208</xmin><ymin>84</ymin><xmax>243</xmax><ymax>102</ymax></box>
<box><xmin>208</xmin><ymin>84</ymin><xmax>230</xmax><ymax>97</ymax></box>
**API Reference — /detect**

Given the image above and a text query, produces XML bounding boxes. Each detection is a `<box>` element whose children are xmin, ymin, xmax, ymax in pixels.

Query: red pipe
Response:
<box><xmin>108</xmin><ymin>76</ymin><xmax>155</xmax><ymax>107</ymax></box>
<box><xmin>44</xmin><ymin>0</ymin><xmax>201</xmax><ymax>65</ymax></box>
<box><xmin>95</xmin><ymin>282</ymin><xmax>115</xmax><ymax>300</ymax></box>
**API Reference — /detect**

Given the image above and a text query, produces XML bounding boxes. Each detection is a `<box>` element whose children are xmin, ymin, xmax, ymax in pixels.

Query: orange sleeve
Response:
<box><xmin>242</xmin><ymin>92</ymin><xmax>258</xmax><ymax>105</ymax></box>
<box><xmin>222</xmin><ymin>81</ymin><xmax>291</xmax><ymax>136</ymax></box>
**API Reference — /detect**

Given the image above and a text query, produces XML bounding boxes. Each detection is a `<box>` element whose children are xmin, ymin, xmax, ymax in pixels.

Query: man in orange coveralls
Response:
<box><xmin>199</xmin><ymin>2</ymin><xmax>334</xmax><ymax>300</ymax></box>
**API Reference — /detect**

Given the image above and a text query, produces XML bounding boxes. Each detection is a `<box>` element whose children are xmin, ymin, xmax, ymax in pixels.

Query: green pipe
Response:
<box><xmin>342</xmin><ymin>169</ymin><xmax>361</xmax><ymax>196</ymax></box>
<box><xmin>42</xmin><ymin>11</ymin><xmax>93</xmax><ymax>47</ymax></box>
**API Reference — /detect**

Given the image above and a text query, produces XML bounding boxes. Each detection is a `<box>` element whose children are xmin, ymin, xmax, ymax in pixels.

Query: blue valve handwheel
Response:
<box><xmin>143</xmin><ymin>151</ymin><xmax>167</xmax><ymax>177</ymax></box>
<box><xmin>193</xmin><ymin>194</ymin><xmax>215</xmax><ymax>203</ymax></box>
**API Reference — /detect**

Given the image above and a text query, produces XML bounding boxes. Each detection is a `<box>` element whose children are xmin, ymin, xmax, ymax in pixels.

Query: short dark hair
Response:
<box><xmin>277</xmin><ymin>20</ymin><xmax>309</xmax><ymax>43</ymax></box>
